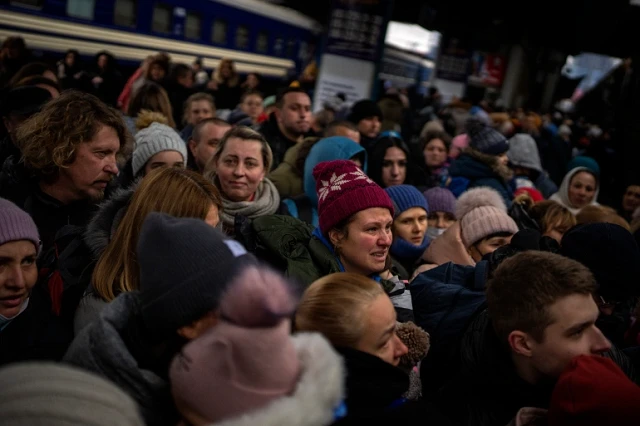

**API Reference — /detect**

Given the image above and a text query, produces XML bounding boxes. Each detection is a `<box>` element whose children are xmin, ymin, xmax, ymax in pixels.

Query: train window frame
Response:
<box><xmin>113</xmin><ymin>0</ymin><xmax>137</xmax><ymax>28</ymax></box>
<box><xmin>152</xmin><ymin>3</ymin><xmax>172</xmax><ymax>35</ymax></box>
<box><xmin>66</xmin><ymin>0</ymin><xmax>95</xmax><ymax>20</ymax></box>
<box><xmin>235</xmin><ymin>24</ymin><xmax>250</xmax><ymax>50</ymax></box>
<box><xmin>9</xmin><ymin>0</ymin><xmax>44</xmax><ymax>9</ymax></box>
<box><xmin>185</xmin><ymin>11</ymin><xmax>202</xmax><ymax>40</ymax></box>
<box><xmin>211</xmin><ymin>18</ymin><xmax>227</xmax><ymax>45</ymax></box>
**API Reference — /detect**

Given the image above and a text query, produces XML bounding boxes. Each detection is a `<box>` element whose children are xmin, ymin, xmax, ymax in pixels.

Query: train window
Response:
<box><xmin>9</xmin><ymin>0</ymin><xmax>43</xmax><ymax>8</ymax></box>
<box><xmin>273</xmin><ymin>36</ymin><xmax>284</xmax><ymax>56</ymax></box>
<box><xmin>152</xmin><ymin>3</ymin><xmax>172</xmax><ymax>34</ymax></box>
<box><xmin>114</xmin><ymin>0</ymin><xmax>136</xmax><ymax>27</ymax></box>
<box><xmin>211</xmin><ymin>19</ymin><xmax>227</xmax><ymax>44</ymax></box>
<box><xmin>256</xmin><ymin>30</ymin><xmax>268</xmax><ymax>53</ymax></box>
<box><xmin>67</xmin><ymin>0</ymin><xmax>95</xmax><ymax>20</ymax></box>
<box><xmin>235</xmin><ymin>25</ymin><xmax>249</xmax><ymax>49</ymax></box>
<box><xmin>185</xmin><ymin>12</ymin><xmax>201</xmax><ymax>40</ymax></box>
<box><xmin>286</xmin><ymin>38</ymin><xmax>296</xmax><ymax>58</ymax></box>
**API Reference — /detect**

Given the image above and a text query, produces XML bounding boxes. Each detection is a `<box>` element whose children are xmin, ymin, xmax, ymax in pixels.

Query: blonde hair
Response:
<box><xmin>204</xmin><ymin>125</ymin><xmax>273</xmax><ymax>181</ymax></box>
<box><xmin>92</xmin><ymin>167</ymin><xmax>223</xmax><ymax>301</ymax></box>
<box><xmin>214</xmin><ymin>58</ymin><xmax>239</xmax><ymax>87</ymax></box>
<box><xmin>295</xmin><ymin>273</ymin><xmax>384</xmax><ymax>348</ymax></box>
<box><xmin>515</xmin><ymin>195</ymin><xmax>577</xmax><ymax>234</ymax></box>
<box><xmin>135</xmin><ymin>110</ymin><xmax>170</xmax><ymax>131</ymax></box>
<box><xmin>182</xmin><ymin>92</ymin><xmax>215</xmax><ymax>125</ymax></box>
<box><xmin>576</xmin><ymin>205</ymin><xmax>630</xmax><ymax>231</ymax></box>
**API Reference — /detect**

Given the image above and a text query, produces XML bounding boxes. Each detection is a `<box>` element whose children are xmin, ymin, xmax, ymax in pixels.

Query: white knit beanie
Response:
<box><xmin>456</xmin><ymin>187</ymin><xmax>518</xmax><ymax>247</ymax></box>
<box><xmin>0</xmin><ymin>362</ymin><xmax>145</xmax><ymax>426</ymax></box>
<box><xmin>132</xmin><ymin>122</ymin><xmax>188</xmax><ymax>176</ymax></box>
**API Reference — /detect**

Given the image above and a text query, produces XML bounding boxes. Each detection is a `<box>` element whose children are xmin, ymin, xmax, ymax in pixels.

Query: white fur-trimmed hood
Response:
<box><xmin>211</xmin><ymin>333</ymin><xmax>345</xmax><ymax>426</ymax></box>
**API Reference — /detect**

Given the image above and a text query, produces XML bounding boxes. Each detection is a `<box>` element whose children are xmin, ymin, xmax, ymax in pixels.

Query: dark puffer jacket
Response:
<box><xmin>448</xmin><ymin>148</ymin><xmax>513</xmax><ymax>206</ymax></box>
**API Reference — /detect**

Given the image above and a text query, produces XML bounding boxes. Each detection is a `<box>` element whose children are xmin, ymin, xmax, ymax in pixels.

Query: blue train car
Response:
<box><xmin>0</xmin><ymin>0</ymin><xmax>322</xmax><ymax>78</ymax></box>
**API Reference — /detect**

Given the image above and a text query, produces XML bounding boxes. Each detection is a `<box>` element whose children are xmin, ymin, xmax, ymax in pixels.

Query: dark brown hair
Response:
<box><xmin>486</xmin><ymin>251</ymin><xmax>596</xmax><ymax>343</ymax></box>
<box><xmin>127</xmin><ymin>82</ymin><xmax>175</xmax><ymax>128</ymax></box>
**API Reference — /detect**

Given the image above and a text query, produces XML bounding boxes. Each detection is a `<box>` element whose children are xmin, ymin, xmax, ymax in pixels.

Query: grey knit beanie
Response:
<box><xmin>466</xmin><ymin>117</ymin><xmax>509</xmax><ymax>155</ymax></box>
<box><xmin>136</xmin><ymin>212</ymin><xmax>258</xmax><ymax>340</ymax></box>
<box><xmin>507</xmin><ymin>133</ymin><xmax>543</xmax><ymax>173</ymax></box>
<box><xmin>132</xmin><ymin>122</ymin><xmax>188</xmax><ymax>176</ymax></box>
<box><xmin>0</xmin><ymin>362</ymin><xmax>145</xmax><ymax>426</ymax></box>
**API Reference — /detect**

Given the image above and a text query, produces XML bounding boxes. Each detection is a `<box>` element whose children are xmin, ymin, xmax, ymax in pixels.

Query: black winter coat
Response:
<box><xmin>332</xmin><ymin>347</ymin><xmax>449</xmax><ymax>426</ymax></box>
<box><xmin>435</xmin><ymin>310</ymin><xmax>638</xmax><ymax>426</ymax></box>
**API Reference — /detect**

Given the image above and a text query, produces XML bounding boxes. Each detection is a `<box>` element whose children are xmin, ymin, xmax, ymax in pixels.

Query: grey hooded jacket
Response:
<box><xmin>64</xmin><ymin>292</ymin><xmax>178</xmax><ymax>426</ymax></box>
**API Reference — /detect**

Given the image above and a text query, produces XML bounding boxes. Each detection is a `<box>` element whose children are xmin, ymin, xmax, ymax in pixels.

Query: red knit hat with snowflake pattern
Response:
<box><xmin>313</xmin><ymin>160</ymin><xmax>394</xmax><ymax>234</ymax></box>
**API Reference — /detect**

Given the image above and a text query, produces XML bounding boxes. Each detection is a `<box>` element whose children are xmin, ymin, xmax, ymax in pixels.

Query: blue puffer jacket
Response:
<box><xmin>410</xmin><ymin>260</ymin><xmax>489</xmax><ymax>396</ymax></box>
<box><xmin>448</xmin><ymin>152</ymin><xmax>513</xmax><ymax>206</ymax></box>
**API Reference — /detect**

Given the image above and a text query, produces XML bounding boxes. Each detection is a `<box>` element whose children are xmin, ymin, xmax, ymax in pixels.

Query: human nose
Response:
<box><xmin>105</xmin><ymin>157</ymin><xmax>119</xmax><ymax>175</ymax></box>
<box><xmin>591</xmin><ymin>327</ymin><xmax>612</xmax><ymax>354</ymax></box>
<box><xmin>379</xmin><ymin>229</ymin><xmax>392</xmax><ymax>246</ymax></box>
<box><xmin>5</xmin><ymin>264</ymin><xmax>26</xmax><ymax>290</ymax></box>
<box><xmin>233</xmin><ymin>163</ymin><xmax>246</xmax><ymax>176</ymax></box>
<box><xmin>393</xmin><ymin>333</ymin><xmax>408</xmax><ymax>358</ymax></box>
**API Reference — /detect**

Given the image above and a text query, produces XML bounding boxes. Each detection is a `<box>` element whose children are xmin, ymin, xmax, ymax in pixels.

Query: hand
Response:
<box><xmin>206</xmin><ymin>80</ymin><xmax>218</xmax><ymax>90</ymax></box>
<box><xmin>92</xmin><ymin>76</ymin><xmax>103</xmax><ymax>85</ymax></box>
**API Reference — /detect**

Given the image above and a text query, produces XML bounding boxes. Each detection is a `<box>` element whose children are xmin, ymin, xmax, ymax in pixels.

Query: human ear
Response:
<box><xmin>508</xmin><ymin>330</ymin><xmax>534</xmax><ymax>357</ymax></box>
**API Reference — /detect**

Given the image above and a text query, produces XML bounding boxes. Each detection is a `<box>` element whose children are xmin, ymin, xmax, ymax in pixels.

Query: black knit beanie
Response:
<box><xmin>136</xmin><ymin>212</ymin><xmax>257</xmax><ymax>339</ymax></box>
<box><xmin>561</xmin><ymin>223</ymin><xmax>640</xmax><ymax>301</ymax></box>
<box><xmin>348</xmin><ymin>99</ymin><xmax>383</xmax><ymax>124</ymax></box>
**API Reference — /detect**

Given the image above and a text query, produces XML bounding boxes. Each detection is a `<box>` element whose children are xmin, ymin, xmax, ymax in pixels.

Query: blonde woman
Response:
<box><xmin>296</xmin><ymin>273</ymin><xmax>442</xmax><ymax>424</ymax></box>
<box><xmin>208</xmin><ymin>58</ymin><xmax>242</xmax><ymax>110</ymax></box>
<box><xmin>74</xmin><ymin>167</ymin><xmax>222</xmax><ymax>334</ymax></box>
<box><xmin>204</xmin><ymin>126</ymin><xmax>287</xmax><ymax>235</ymax></box>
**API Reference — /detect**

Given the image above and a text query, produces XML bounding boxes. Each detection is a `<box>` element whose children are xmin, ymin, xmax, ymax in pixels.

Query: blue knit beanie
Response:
<box><xmin>385</xmin><ymin>185</ymin><xmax>429</xmax><ymax>217</ymax></box>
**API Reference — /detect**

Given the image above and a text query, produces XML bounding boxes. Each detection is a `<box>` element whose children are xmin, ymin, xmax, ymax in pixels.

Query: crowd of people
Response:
<box><xmin>1</xmin><ymin>35</ymin><xmax>640</xmax><ymax>425</ymax></box>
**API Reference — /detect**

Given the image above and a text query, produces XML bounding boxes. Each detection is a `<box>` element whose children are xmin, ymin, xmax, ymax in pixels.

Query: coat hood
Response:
<box><xmin>507</xmin><ymin>133</ymin><xmax>542</xmax><ymax>173</ymax></box>
<box><xmin>63</xmin><ymin>292</ymin><xmax>175</xmax><ymax>426</ymax></box>
<box><xmin>83</xmin><ymin>183</ymin><xmax>137</xmax><ymax>259</ymax></box>
<box><xmin>549</xmin><ymin>167</ymin><xmax>600</xmax><ymax>215</ymax></box>
<box><xmin>303</xmin><ymin>137</ymin><xmax>367</xmax><ymax>205</ymax></box>
<box><xmin>449</xmin><ymin>149</ymin><xmax>513</xmax><ymax>183</ymax></box>
<box><xmin>213</xmin><ymin>333</ymin><xmax>345</xmax><ymax>426</ymax></box>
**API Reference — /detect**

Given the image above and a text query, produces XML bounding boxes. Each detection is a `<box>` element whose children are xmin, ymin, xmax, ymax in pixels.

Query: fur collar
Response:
<box><xmin>83</xmin><ymin>181</ymin><xmax>139</xmax><ymax>259</ymax></box>
<box><xmin>215</xmin><ymin>333</ymin><xmax>345</xmax><ymax>426</ymax></box>
<box><xmin>465</xmin><ymin>147</ymin><xmax>513</xmax><ymax>182</ymax></box>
